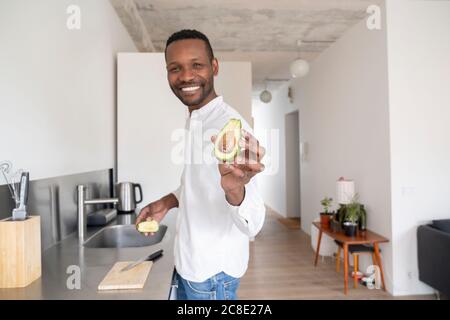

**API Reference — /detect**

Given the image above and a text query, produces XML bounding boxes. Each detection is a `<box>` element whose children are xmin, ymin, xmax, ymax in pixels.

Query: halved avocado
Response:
<box><xmin>214</xmin><ymin>119</ymin><xmax>242</xmax><ymax>162</ymax></box>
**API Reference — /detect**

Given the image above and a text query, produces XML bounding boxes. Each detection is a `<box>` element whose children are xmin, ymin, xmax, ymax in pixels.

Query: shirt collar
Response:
<box><xmin>190</xmin><ymin>95</ymin><xmax>223</xmax><ymax>119</ymax></box>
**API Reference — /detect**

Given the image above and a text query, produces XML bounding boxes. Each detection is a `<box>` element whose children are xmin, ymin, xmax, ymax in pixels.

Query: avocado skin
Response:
<box><xmin>214</xmin><ymin>119</ymin><xmax>242</xmax><ymax>162</ymax></box>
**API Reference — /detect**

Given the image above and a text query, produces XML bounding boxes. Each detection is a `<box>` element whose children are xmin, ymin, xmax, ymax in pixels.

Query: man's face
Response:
<box><xmin>166</xmin><ymin>39</ymin><xmax>218</xmax><ymax>108</ymax></box>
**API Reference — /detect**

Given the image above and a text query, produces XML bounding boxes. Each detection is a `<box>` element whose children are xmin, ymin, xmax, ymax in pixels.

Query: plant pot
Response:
<box><xmin>320</xmin><ymin>214</ymin><xmax>331</xmax><ymax>227</ymax></box>
<box><xmin>343</xmin><ymin>222</ymin><xmax>358</xmax><ymax>237</ymax></box>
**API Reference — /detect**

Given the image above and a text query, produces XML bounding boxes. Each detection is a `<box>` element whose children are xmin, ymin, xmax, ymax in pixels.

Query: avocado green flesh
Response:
<box><xmin>214</xmin><ymin>119</ymin><xmax>242</xmax><ymax>162</ymax></box>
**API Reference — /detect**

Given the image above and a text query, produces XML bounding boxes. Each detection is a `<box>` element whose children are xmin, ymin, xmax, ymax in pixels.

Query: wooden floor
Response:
<box><xmin>238</xmin><ymin>207</ymin><xmax>434</xmax><ymax>300</ymax></box>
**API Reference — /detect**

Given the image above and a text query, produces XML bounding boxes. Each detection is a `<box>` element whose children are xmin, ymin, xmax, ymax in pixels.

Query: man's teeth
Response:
<box><xmin>181</xmin><ymin>86</ymin><xmax>200</xmax><ymax>92</ymax></box>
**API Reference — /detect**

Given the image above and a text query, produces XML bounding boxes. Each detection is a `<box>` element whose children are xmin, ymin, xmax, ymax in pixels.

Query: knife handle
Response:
<box><xmin>21</xmin><ymin>172</ymin><xmax>29</xmax><ymax>207</ymax></box>
<box><xmin>147</xmin><ymin>249</ymin><xmax>163</xmax><ymax>262</ymax></box>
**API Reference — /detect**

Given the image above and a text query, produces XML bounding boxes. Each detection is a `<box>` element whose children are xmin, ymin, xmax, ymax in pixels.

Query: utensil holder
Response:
<box><xmin>0</xmin><ymin>216</ymin><xmax>41</xmax><ymax>288</ymax></box>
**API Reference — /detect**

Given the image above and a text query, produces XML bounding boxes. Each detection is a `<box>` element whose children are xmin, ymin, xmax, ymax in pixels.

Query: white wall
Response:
<box><xmin>386</xmin><ymin>0</ymin><xmax>450</xmax><ymax>296</ymax></box>
<box><xmin>215</xmin><ymin>61</ymin><xmax>253</xmax><ymax>126</ymax></box>
<box><xmin>293</xmin><ymin>14</ymin><xmax>393</xmax><ymax>292</ymax></box>
<box><xmin>253</xmin><ymin>85</ymin><xmax>297</xmax><ymax>217</ymax></box>
<box><xmin>0</xmin><ymin>0</ymin><xmax>136</xmax><ymax>181</ymax></box>
<box><xmin>117</xmin><ymin>53</ymin><xmax>253</xmax><ymax>208</ymax></box>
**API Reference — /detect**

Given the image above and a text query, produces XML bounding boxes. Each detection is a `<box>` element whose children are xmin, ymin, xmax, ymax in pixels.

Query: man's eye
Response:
<box><xmin>170</xmin><ymin>67</ymin><xmax>180</xmax><ymax>73</ymax></box>
<box><xmin>193</xmin><ymin>63</ymin><xmax>203</xmax><ymax>68</ymax></box>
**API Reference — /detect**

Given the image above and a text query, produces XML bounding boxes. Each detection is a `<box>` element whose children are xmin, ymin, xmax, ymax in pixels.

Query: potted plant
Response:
<box><xmin>319</xmin><ymin>197</ymin><xmax>333</xmax><ymax>227</ymax></box>
<box><xmin>337</xmin><ymin>204</ymin><xmax>347</xmax><ymax>226</ymax></box>
<box><xmin>343</xmin><ymin>201</ymin><xmax>359</xmax><ymax>237</ymax></box>
<box><xmin>334</xmin><ymin>194</ymin><xmax>368</xmax><ymax>235</ymax></box>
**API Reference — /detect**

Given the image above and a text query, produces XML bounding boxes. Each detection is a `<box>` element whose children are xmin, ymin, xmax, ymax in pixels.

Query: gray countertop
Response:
<box><xmin>0</xmin><ymin>210</ymin><xmax>177</xmax><ymax>300</ymax></box>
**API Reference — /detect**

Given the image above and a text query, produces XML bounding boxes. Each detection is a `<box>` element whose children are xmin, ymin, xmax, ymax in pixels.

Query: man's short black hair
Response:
<box><xmin>165</xmin><ymin>29</ymin><xmax>214</xmax><ymax>61</ymax></box>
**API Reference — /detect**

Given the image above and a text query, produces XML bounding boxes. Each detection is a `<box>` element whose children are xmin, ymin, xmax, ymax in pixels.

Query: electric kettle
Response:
<box><xmin>115</xmin><ymin>182</ymin><xmax>143</xmax><ymax>212</ymax></box>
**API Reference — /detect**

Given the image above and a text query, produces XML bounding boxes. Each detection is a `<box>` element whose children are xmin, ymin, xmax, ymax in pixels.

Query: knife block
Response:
<box><xmin>0</xmin><ymin>215</ymin><xmax>42</xmax><ymax>288</ymax></box>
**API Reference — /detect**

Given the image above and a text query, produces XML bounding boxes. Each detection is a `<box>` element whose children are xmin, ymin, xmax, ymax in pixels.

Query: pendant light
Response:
<box><xmin>259</xmin><ymin>79</ymin><xmax>272</xmax><ymax>103</ymax></box>
<box><xmin>290</xmin><ymin>40</ymin><xmax>310</xmax><ymax>78</ymax></box>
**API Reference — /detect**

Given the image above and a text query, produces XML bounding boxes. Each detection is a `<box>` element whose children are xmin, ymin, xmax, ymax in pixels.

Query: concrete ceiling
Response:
<box><xmin>111</xmin><ymin>0</ymin><xmax>378</xmax><ymax>92</ymax></box>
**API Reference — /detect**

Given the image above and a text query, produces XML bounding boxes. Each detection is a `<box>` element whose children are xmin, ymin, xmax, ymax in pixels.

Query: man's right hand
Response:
<box><xmin>136</xmin><ymin>193</ymin><xmax>178</xmax><ymax>236</ymax></box>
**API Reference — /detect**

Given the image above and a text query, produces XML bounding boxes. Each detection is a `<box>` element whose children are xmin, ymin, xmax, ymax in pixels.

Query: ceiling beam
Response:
<box><xmin>110</xmin><ymin>0</ymin><xmax>156</xmax><ymax>52</ymax></box>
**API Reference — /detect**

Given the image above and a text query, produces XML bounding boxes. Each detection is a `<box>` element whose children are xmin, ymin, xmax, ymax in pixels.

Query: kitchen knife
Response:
<box><xmin>19</xmin><ymin>172</ymin><xmax>29</xmax><ymax>208</ymax></box>
<box><xmin>12</xmin><ymin>171</ymin><xmax>29</xmax><ymax>220</ymax></box>
<box><xmin>120</xmin><ymin>249</ymin><xmax>163</xmax><ymax>273</ymax></box>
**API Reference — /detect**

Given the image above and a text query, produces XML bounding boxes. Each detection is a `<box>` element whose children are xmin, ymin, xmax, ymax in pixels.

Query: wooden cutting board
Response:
<box><xmin>98</xmin><ymin>261</ymin><xmax>153</xmax><ymax>291</ymax></box>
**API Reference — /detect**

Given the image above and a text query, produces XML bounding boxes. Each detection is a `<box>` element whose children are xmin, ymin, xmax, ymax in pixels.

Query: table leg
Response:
<box><xmin>373</xmin><ymin>243</ymin><xmax>386</xmax><ymax>291</ymax></box>
<box><xmin>314</xmin><ymin>229</ymin><xmax>323</xmax><ymax>267</ymax></box>
<box><xmin>353</xmin><ymin>254</ymin><xmax>358</xmax><ymax>289</ymax></box>
<box><xmin>343</xmin><ymin>243</ymin><xmax>348</xmax><ymax>295</ymax></box>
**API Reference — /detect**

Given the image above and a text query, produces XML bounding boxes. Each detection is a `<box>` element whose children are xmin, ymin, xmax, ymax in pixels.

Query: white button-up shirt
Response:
<box><xmin>172</xmin><ymin>96</ymin><xmax>266</xmax><ymax>282</ymax></box>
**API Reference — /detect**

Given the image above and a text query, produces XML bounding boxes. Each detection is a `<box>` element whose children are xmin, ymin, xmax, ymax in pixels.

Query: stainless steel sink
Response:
<box><xmin>84</xmin><ymin>224</ymin><xmax>167</xmax><ymax>248</ymax></box>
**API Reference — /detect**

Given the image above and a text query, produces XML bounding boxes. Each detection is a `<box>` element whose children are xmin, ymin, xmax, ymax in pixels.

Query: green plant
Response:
<box><xmin>342</xmin><ymin>194</ymin><xmax>367</xmax><ymax>228</ymax></box>
<box><xmin>359</xmin><ymin>204</ymin><xmax>367</xmax><ymax>230</ymax></box>
<box><xmin>320</xmin><ymin>197</ymin><xmax>333</xmax><ymax>214</ymax></box>
<box><xmin>337</xmin><ymin>204</ymin><xmax>346</xmax><ymax>224</ymax></box>
<box><xmin>345</xmin><ymin>202</ymin><xmax>360</xmax><ymax>224</ymax></box>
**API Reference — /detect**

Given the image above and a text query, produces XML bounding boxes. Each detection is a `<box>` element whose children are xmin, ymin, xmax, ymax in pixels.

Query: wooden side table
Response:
<box><xmin>312</xmin><ymin>221</ymin><xmax>389</xmax><ymax>294</ymax></box>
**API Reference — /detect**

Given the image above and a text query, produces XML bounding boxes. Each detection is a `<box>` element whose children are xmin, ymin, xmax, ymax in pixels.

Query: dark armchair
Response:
<box><xmin>417</xmin><ymin>219</ymin><xmax>450</xmax><ymax>297</ymax></box>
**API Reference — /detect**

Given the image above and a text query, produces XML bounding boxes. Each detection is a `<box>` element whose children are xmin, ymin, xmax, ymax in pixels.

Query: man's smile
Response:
<box><xmin>180</xmin><ymin>85</ymin><xmax>200</xmax><ymax>93</ymax></box>
<box><xmin>179</xmin><ymin>84</ymin><xmax>202</xmax><ymax>96</ymax></box>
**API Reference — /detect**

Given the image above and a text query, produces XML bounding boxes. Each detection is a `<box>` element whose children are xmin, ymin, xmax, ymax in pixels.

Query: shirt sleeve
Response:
<box><xmin>171</xmin><ymin>168</ymin><xmax>185</xmax><ymax>202</ymax></box>
<box><xmin>171</xmin><ymin>184</ymin><xmax>182</xmax><ymax>202</ymax></box>
<box><xmin>225</xmin><ymin>176</ymin><xmax>266</xmax><ymax>238</ymax></box>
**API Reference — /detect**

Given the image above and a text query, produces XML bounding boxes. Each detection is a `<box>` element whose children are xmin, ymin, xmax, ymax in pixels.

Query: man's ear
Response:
<box><xmin>212</xmin><ymin>58</ymin><xmax>219</xmax><ymax>76</ymax></box>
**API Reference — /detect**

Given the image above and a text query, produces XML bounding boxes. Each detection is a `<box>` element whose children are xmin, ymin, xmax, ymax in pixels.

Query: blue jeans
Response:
<box><xmin>176</xmin><ymin>270</ymin><xmax>240</xmax><ymax>300</ymax></box>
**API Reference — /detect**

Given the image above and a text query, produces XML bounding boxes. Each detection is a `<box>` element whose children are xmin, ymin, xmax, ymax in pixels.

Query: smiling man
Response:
<box><xmin>136</xmin><ymin>29</ymin><xmax>266</xmax><ymax>300</ymax></box>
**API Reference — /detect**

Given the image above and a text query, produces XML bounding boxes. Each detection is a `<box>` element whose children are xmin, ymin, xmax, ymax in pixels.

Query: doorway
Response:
<box><xmin>285</xmin><ymin>110</ymin><xmax>301</xmax><ymax>219</ymax></box>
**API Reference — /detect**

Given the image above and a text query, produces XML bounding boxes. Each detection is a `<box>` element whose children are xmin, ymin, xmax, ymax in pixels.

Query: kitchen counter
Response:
<box><xmin>0</xmin><ymin>210</ymin><xmax>178</xmax><ymax>300</ymax></box>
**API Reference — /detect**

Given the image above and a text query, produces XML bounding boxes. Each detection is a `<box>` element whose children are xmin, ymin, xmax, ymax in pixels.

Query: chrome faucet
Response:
<box><xmin>77</xmin><ymin>185</ymin><xmax>119</xmax><ymax>245</ymax></box>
